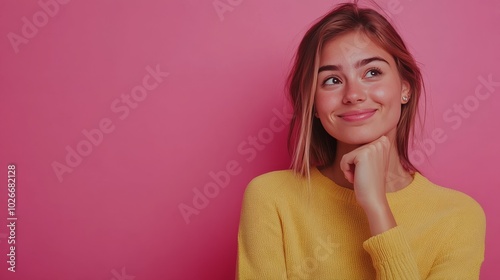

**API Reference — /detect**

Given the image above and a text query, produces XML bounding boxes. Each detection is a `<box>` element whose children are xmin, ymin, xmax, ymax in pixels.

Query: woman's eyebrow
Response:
<box><xmin>318</xmin><ymin>64</ymin><xmax>341</xmax><ymax>73</ymax></box>
<box><xmin>318</xmin><ymin>56</ymin><xmax>389</xmax><ymax>73</ymax></box>
<box><xmin>355</xmin><ymin>56</ymin><xmax>389</xmax><ymax>68</ymax></box>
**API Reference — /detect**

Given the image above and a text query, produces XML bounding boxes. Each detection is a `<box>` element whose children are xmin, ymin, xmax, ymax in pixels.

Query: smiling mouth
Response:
<box><xmin>338</xmin><ymin>109</ymin><xmax>377</xmax><ymax>122</ymax></box>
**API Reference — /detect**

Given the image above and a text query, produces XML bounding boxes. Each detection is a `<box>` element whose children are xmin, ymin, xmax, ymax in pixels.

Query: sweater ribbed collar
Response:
<box><xmin>311</xmin><ymin>166</ymin><xmax>428</xmax><ymax>204</ymax></box>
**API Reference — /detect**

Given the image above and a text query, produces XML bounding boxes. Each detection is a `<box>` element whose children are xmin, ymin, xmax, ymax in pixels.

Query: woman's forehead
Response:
<box><xmin>320</xmin><ymin>31</ymin><xmax>393</xmax><ymax>67</ymax></box>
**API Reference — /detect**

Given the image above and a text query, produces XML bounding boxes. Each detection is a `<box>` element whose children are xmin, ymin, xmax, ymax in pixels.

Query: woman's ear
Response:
<box><xmin>401</xmin><ymin>81</ymin><xmax>410</xmax><ymax>104</ymax></box>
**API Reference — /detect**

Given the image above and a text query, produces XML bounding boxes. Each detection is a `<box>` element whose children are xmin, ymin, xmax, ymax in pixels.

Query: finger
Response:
<box><xmin>346</xmin><ymin>164</ymin><xmax>355</xmax><ymax>184</ymax></box>
<box><xmin>340</xmin><ymin>153</ymin><xmax>355</xmax><ymax>184</ymax></box>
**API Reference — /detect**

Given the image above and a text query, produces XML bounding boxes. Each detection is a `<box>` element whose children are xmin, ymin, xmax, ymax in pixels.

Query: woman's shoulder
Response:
<box><xmin>250</xmin><ymin>168</ymin><xmax>303</xmax><ymax>182</ymax></box>
<box><xmin>415</xmin><ymin>173</ymin><xmax>485</xmax><ymax>217</ymax></box>
<box><xmin>247</xmin><ymin>169</ymin><xmax>305</xmax><ymax>189</ymax></box>
<box><xmin>242</xmin><ymin>169</ymin><xmax>308</xmax><ymax>200</ymax></box>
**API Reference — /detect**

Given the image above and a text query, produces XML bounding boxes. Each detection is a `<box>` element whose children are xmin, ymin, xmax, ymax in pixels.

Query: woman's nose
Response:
<box><xmin>342</xmin><ymin>81</ymin><xmax>366</xmax><ymax>104</ymax></box>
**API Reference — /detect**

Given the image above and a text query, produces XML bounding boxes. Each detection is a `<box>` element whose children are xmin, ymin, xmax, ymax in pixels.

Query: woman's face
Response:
<box><xmin>314</xmin><ymin>31</ymin><xmax>409</xmax><ymax>145</ymax></box>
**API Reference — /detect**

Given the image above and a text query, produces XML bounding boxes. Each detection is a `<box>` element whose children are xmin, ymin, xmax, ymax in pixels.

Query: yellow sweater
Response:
<box><xmin>236</xmin><ymin>167</ymin><xmax>485</xmax><ymax>279</ymax></box>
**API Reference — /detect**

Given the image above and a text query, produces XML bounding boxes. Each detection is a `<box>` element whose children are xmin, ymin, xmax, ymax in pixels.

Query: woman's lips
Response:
<box><xmin>338</xmin><ymin>109</ymin><xmax>377</xmax><ymax>122</ymax></box>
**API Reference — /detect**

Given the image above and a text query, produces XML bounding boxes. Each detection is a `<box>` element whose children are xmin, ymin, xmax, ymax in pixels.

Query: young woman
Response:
<box><xmin>236</xmin><ymin>2</ymin><xmax>485</xmax><ymax>279</ymax></box>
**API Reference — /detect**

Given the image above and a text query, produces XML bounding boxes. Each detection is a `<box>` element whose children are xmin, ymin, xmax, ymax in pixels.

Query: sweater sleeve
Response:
<box><xmin>363</xmin><ymin>226</ymin><xmax>420</xmax><ymax>280</ymax></box>
<box><xmin>425</xmin><ymin>200</ymin><xmax>486</xmax><ymax>279</ymax></box>
<box><xmin>363</xmin><ymin>199</ymin><xmax>486</xmax><ymax>280</ymax></box>
<box><xmin>236</xmin><ymin>178</ymin><xmax>287</xmax><ymax>280</ymax></box>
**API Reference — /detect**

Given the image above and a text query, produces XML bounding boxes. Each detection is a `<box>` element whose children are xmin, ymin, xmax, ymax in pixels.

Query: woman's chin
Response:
<box><xmin>335</xmin><ymin>135</ymin><xmax>383</xmax><ymax>146</ymax></box>
<box><xmin>331</xmin><ymin>128</ymin><xmax>396</xmax><ymax>146</ymax></box>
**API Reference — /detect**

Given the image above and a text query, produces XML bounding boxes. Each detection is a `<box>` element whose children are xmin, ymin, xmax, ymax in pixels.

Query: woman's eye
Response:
<box><xmin>324</xmin><ymin>77</ymin><xmax>341</xmax><ymax>85</ymax></box>
<box><xmin>365</xmin><ymin>68</ymin><xmax>382</xmax><ymax>78</ymax></box>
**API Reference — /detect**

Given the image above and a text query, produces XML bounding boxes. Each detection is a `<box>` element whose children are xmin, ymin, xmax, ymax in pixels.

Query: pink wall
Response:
<box><xmin>0</xmin><ymin>0</ymin><xmax>498</xmax><ymax>279</ymax></box>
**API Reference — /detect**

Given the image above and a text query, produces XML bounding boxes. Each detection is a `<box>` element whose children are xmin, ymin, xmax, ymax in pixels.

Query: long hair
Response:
<box><xmin>287</xmin><ymin>2</ymin><xmax>424</xmax><ymax>180</ymax></box>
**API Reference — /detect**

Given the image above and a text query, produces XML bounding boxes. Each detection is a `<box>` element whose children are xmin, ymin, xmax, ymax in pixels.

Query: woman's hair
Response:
<box><xmin>287</xmin><ymin>1</ymin><xmax>424</xmax><ymax>179</ymax></box>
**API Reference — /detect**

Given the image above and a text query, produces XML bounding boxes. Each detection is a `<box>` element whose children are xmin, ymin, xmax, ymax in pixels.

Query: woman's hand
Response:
<box><xmin>339</xmin><ymin>135</ymin><xmax>396</xmax><ymax>235</ymax></box>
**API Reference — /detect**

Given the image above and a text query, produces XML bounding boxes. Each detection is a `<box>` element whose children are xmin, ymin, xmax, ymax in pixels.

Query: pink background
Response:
<box><xmin>0</xmin><ymin>0</ymin><xmax>499</xmax><ymax>279</ymax></box>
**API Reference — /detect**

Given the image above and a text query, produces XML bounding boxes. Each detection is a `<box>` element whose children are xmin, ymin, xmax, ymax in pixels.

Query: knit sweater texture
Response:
<box><xmin>236</xmin><ymin>167</ymin><xmax>485</xmax><ymax>279</ymax></box>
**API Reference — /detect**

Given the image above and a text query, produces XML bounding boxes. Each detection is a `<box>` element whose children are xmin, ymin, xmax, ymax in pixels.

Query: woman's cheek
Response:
<box><xmin>369</xmin><ymin>83</ymin><xmax>399</xmax><ymax>103</ymax></box>
<box><xmin>320</xmin><ymin>88</ymin><xmax>343</xmax><ymax>102</ymax></box>
<box><xmin>315</xmin><ymin>91</ymin><xmax>333</xmax><ymax>112</ymax></box>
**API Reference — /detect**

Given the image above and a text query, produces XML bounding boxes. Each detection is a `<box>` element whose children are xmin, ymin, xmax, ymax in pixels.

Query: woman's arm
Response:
<box><xmin>340</xmin><ymin>136</ymin><xmax>399</xmax><ymax>235</ymax></box>
<box><xmin>340</xmin><ymin>136</ymin><xmax>420</xmax><ymax>279</ymax></box>
<box><xmin>341</xmin><ymin>137</ymin><xmax>485</xmax><ymax>279</ymax></box>
<box><xmin>362</xmin><ymin>201</ymin><xmax>485</xmax><ymax>280</ymax></box>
